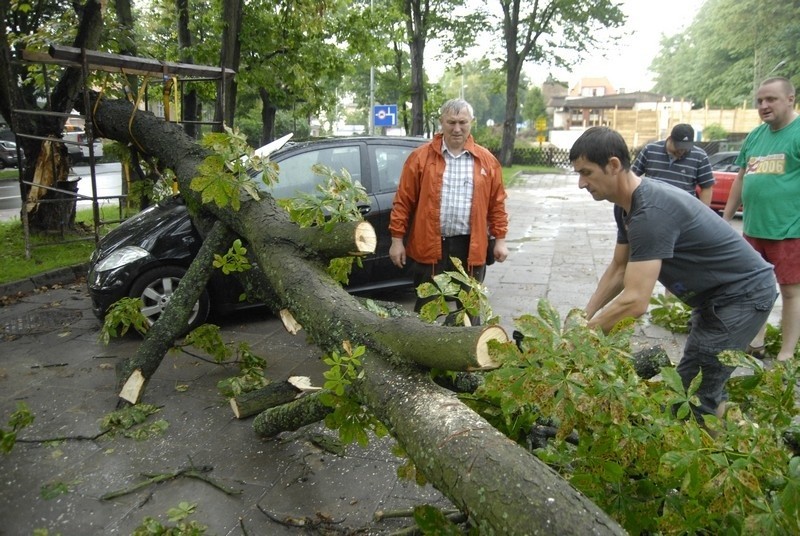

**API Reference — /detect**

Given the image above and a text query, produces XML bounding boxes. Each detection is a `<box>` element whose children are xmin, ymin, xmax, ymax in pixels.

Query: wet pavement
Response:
<box><xmin>0</xmin><ymin>172</ymin><xmax>780</xmax><ymax>535</ymax></box>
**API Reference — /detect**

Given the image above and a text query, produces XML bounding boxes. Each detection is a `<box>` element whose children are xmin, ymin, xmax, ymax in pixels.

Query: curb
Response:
<box><xmin>0</xmin><ymin>262</ymin><xmax>90</xmax><ymax>299</ymax></box>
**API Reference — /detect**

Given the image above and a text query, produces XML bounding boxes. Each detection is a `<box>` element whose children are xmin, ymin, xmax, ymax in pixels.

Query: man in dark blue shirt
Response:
<box><xmin>632</xmin><ymin>123</ymin><xmax>715</xmax><ymax>206</ymax></box>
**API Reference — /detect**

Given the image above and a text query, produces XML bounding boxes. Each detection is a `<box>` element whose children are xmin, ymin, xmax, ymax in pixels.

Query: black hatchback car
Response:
<box><xmin>87</xmin><ymin>136</ymin><xmax>426</xmax><ymax>329</ymax></box>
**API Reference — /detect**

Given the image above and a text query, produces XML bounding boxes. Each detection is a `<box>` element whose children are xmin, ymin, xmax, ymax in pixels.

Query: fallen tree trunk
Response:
<box><xmin>82</xmin><ymin>95</ymin><xmax>625</xmax><ymax>534</ymax></box>
<box><xmin>118</xmin><ymin>219</ymin><xmax>234</xmax><ymax>403</ymax></box>
<box><xmin>359</xmin><ymin>354</ymin><xmax>626</xmax><ymax>535</ymax></box>
<box><xmin>90</xmin><ymin>98</ymin><xmax>506</xmax><ymax>384</ymax></box>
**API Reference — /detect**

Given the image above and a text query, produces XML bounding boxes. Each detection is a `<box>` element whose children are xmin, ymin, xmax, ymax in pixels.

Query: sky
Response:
<box><xmin>428</xmin><ymin>0</ymin><xmax>705</xmax><ymax>94</ymax></box>
<box><xmin>537</xmin><ymin>0</ymin><xmax>705</xmax><ymax>92</ymax></box>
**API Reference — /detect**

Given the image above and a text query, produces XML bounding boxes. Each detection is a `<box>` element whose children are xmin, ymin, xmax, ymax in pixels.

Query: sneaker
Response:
<box><xmin>746</xmin><ymin>345</ymin><xmax>766</xmax><ymax>360</ymax></box>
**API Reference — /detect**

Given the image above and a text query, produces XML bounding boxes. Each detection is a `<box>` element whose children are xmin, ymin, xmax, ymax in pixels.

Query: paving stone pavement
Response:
<box><xmin>0</xmin><ymin>172</ymin><xmax>781</xmax><ymax>535</ymax></box>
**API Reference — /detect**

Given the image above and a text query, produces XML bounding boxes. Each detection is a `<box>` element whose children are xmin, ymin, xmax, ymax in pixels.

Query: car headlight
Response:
<box><xmin>94</xmin><ymin>246</ymin><xmax>150</xmax><ymax>272</ymax></box>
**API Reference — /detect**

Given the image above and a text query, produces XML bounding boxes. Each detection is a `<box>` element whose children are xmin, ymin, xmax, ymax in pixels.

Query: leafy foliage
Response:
<box><xmin>651</xmin><ymin>0</ymin><xmax>800</xmax><ymax>107</ymax></box>
<box><xmin>132</xmin><ymin>502</ymin><xmax>207</xmax><ymax>536</ymax></box>
<box><xmin>764</xmin><ymin>323</ymin><xmax>800</xmax><ymax>360</ymax></box>
<box><xmin>40</xmin><ymin>481</ymin><xmax>70</xmax><ymax>500</ymax></box>
<box><xmin>278</xmin><ymin>164</ymin><xmax>368</xmax><ymax>285</ymax></box>
<box><xmin>416</xmin><ymin>257</ymin><xmax>497</xmax><ymax>326</ymax></box>
<box><xmin>703</xmin><ymin>123</ymin><xmax>729</xmax><ymax>141</ymax></box>
<box><xmin>190</xmin><ymin>126</ymin><xmax>272</xmax><ymax>211</ymax></box>
<box><xmin>215</xmin><ymin>343</ymin><xmax>269</xmax><ymax>398</ymax></box>
<box><xmin>100</xmin><ymin>404</ymin><xmax>168</xmax><ymax>440</ymax></box>
<box><xmin>99</xmin><ymin>297</ymin><xmax>150</xmax><ymax>343</ymax></box>
<box><xmin>320</xmin><ymin>341</ymin><xmax>388</xmax><ymax>447</ymax></box>
<box><xmin>212</xmin><ymin>239</ymin><xmax>251</xmax><ymax>275</ymax></box>
<box><xmin>648</xmin><ymin>293</ymin><xmax>692</xmax><ymax>334</ymax></box>
<box><xmin>1</xmin><ymin>402</ymin><xmax>34</xmax><ymax>454</ymax></box>
<box><xmin>413</xmin><ymin>504</ymin><xmax>471</xmax><ymax>535</ymax></box>
<box><xmin>462</xmin><ymin>299</ymin><xmax>800</xmax><ymax>534</ymax></box>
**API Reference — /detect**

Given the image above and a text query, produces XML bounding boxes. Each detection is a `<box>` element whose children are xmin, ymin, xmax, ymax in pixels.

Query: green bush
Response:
<box><xmin>703</xmin><ymin>123</ymin><xmax>729</xmax><ymax>141</ymax></box>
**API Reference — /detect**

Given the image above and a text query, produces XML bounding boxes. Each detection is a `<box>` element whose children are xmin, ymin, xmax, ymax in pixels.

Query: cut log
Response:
<box><xmin>253</xmin><ymin>389</ymin><xmax>334</xmax><ymax>438</ymax></box>
<box><xmin>230</xmin><ymin>377</ymin><xmax>317</xmax><ymax>419</ymax></box>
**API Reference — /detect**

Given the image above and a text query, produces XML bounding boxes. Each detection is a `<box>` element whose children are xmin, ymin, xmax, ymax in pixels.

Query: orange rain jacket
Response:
<box><xmin>389</xmin><ymin>133</ymin><xmax>508</xmax><ymax>268</ymax></box>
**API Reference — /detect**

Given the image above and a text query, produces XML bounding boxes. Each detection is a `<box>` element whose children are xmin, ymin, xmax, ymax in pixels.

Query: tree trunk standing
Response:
<box><xmin>404</xmin><ymin>0</ymin><xmax>427</xmax><ymax>136</ymax></box>
<box><xmin>113</xmin><ymin>0</ymin><xmax>140</xmax><ymax>96</ymax></box>
<box><xmin>0</xmin><ymin>0</ymin><xmax>104</xmax><ymax>231</ymax></box>
<box><xmin>500</xmin><ymin>63</ymin><xmax>521</xmax><ymax>167</ymax></box>
<box><xmin>85</xmin><ymin>97</ymin><xmax>624</xmax><ymax>533</ymax></box>
<box><xmin>499</xmin><ymin>12</ymin><xmax>524</xmax><ymax>168</ymax></box>
<box><xmin>259</xmin><ymin>88</ymin><xmax>278</xmax><ymax>143</ymax></box>
<box><xmin>215</xmin><ymin>0</ymin><xmax>242</xmax><ymax>131</ymax></box>
<box><xmin>176</xmin><ymin>0</ymin><xmax>199</xmax><ymax>139</ymax></box>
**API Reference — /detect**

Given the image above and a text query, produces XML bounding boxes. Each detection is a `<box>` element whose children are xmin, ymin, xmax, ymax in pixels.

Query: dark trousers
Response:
<box><xmin>411</xmin><ymin>235</ymin><xmax>486</xmax><ymax>321</ymax></box>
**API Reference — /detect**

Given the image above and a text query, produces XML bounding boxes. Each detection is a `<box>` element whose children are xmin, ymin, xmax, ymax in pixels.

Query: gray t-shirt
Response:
<box><xmin>615</xmin><ymin>178</ymin><xmax>774</xmax><ymax>307</ymax></box>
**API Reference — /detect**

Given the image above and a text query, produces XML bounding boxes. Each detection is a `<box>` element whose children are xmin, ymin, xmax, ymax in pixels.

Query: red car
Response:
<box><xmin>708</xmin><ymin>169</ymin><xmax>739</xmax><ymax>213</ymax></box>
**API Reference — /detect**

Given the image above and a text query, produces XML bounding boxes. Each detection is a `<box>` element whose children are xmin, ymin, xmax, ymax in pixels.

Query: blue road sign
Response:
<box><xmin>374</xmin><ymin>104</ymin><xmax>397</xmax><ymax>127</ymax></box>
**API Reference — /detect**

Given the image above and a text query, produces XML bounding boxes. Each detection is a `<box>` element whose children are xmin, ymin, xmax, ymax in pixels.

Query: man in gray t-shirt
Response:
<box><xmin>569</xmin><ymin>127</ymin><xmax>776</xmax><ymax>421</ymax></box>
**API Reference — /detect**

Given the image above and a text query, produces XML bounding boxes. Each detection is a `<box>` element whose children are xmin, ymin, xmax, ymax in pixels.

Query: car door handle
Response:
<box><xmin>358</xmin><ymin>203</ymin><xmax>372</xmax><ymax>215</ymax></box>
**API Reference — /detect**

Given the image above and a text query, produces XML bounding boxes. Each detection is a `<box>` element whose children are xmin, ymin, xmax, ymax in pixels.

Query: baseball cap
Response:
<box><xmin>670</xmin><ymin>124</ymin><xmax>694</xmax><ymax>150</ymax></box>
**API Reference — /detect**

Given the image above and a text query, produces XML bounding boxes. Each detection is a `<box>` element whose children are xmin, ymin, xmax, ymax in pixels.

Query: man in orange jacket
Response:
<box><xmin>389</xmin><ymin>98</ymin><xmax>509</xmax><ymax>321</ymax></box>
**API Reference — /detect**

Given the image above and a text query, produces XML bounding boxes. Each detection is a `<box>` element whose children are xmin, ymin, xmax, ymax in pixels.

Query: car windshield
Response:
<box><xmin>708</xmin><ymin>152</ymin><xmax>739</xmax><ymax>171</ymax></box>
<box><xmin>256</xmin><ymin>144</ymin><xmax>362</xmax><ymax>199</ymax></box>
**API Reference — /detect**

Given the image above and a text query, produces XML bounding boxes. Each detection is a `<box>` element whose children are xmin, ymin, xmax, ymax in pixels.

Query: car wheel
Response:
<box><xmin>128</xmin><ymin>266</ymin><xmax>210</xmax><ymax>332</ymax></box>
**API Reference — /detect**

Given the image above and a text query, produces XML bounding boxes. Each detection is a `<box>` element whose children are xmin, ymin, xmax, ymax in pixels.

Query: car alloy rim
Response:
<box><xmin>139</xmin><ymin>275</ymin><xmax>198</xmax><ymax>326</ymax></box>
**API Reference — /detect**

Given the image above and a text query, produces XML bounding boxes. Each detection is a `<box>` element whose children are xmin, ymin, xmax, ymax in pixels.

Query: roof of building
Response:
<box><xmin>549</xmin><ymin>91</ymin><xmax>684</xmax><ymax>110</ymax></box>
<box><xmin>569</xmin><ymin>76</ymin><xmax>615</xmax><ymax>97</ymax></box>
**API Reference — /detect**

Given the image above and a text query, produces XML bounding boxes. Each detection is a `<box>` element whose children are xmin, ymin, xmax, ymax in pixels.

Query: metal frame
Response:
<box><xmin>10</xmin><ymin>47</ymin><xmax>234</xmax><ymax>258</ymax></box>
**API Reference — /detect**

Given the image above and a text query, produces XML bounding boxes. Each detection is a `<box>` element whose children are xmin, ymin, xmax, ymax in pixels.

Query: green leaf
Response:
<box><xmin>412</xmin><ymin>505</ymin><xmax>463</xmax><ymax>535</ymax></box>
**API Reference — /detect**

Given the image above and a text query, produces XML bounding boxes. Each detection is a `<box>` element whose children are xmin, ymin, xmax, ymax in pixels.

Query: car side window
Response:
<box><xmin>267</xmin><ymin>145</ymin><xmax>361</xmax><ymax>199</ymax></box>
<box><xmin>371</xmin><ymin>146</ymin><xmax>413</xmax><ymax>193</ymax></box>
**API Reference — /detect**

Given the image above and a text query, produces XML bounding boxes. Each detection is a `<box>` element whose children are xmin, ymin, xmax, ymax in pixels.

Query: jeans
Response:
<box><xmin>676</xmin><ymin>285</ymin><xmax>777</xmax><ymax>418</ymax></box>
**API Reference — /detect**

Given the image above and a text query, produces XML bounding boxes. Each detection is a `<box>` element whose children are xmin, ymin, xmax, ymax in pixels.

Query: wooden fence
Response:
<box><xmin>605</xmin><ymin>107</ymin><xmax>763</xmax><ymax>148</ymax></box>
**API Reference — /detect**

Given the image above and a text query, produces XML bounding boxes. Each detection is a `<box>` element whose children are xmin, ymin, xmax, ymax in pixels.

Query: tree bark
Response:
<box><xmin>117</xmin><ymin>219</ymin><xmax>235</xmax><ymax>404</ymax></box>
<box><xmin>1</xmin><ymin>0</ymin><xmax>104</xmax><ymax>231</ymax></box>
<box><xmin>253</xmin><ymin>389</ymin><xmax>334</xmax><ymax>438</ymax></box>
<box><xmin>230</xmin><ymin>378</ymin><xmax>309</xmax><ymax>419</ymax></box>
<box><xmin>176</xmin><ymin>0</ymin><xmax>198</xmax><ymax>139</ymax></box>
<box><xmin>404</xmin><ymin>0</ymin><xmax>427</xmax><ymax>136</ymax></box>
<box><xmin>359</xmin><ymin>353</ymin><xmax>626</xmax><ymax>535</ymax></box>
<box><xmin>85</xmin><ymin>96</ymin><xmax>625</xmax><ymax>534</ymax></box>
<box><xmin>215</xmin><ymin>0</ymin><xmax>242</xmax><ymax>131</ymax></box>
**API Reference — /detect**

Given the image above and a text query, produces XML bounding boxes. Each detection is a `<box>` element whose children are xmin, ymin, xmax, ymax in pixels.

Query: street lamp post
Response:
<box><xmin>369</xmin><ymin>0</ymin><xmax>374</xmax><ymax>135</ymax></box>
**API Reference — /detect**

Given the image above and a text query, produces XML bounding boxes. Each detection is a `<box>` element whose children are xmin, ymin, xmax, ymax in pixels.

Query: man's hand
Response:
<box><xmin>493</xmin><ymin>238</ymin><xmax>509</xmax><ymax>263</ymax></box>
<box><xmin>389</xmin><ymin>238</ymin><xmax>406</xmax><ymax>268</ymax></box>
